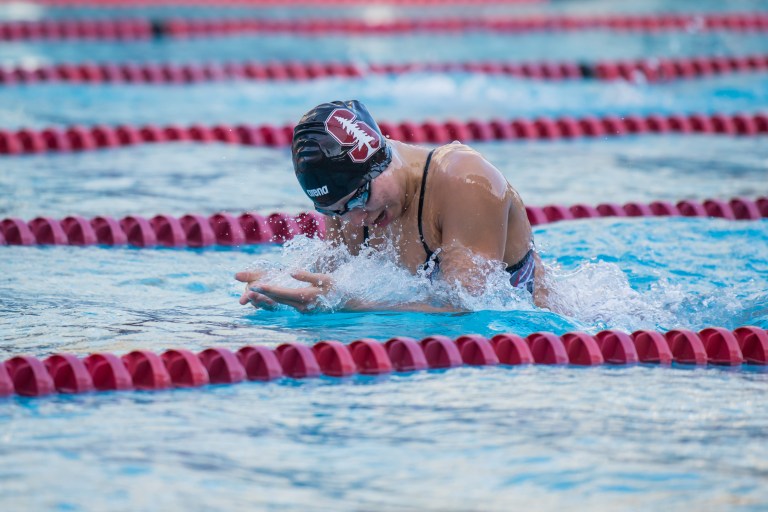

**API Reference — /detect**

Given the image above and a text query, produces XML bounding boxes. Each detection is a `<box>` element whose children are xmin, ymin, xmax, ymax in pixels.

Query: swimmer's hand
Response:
<box><xmin>235</xmin><ymin>270</ymin><xmax>278</xmax><ymax>310</ymax></box>
<box><xmin>238</xmin><ymin>270</ymin><xmax>333</xmax><ymax>313</ymax></box>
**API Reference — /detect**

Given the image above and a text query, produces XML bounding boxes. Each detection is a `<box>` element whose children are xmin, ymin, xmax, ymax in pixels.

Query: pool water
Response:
<box><xmin>1</xmin><ymin>0</ymin><xmax>768</xmax><ymax>510</ymax></box>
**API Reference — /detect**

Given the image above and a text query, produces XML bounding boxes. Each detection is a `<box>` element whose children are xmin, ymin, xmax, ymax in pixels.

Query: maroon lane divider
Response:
<box><xmin>3</xmin><ymin>55</ymin><xmax>766</xmax><ymax>86</ymax></box>
<box><xmin>2</xmin><ymin>13</ymin><xmax>768</xmax><ymax>41</ymax></box>
<box><xmin>0</xmin><ymin>212</ymin><xmax>326</xmax><ymax>247</ymax></box>
<box><xmin>2</xmin><ymin>113</ymin><xmax>767</xmax><ymax>158</ymax></box>
<box><xmin>1</xmin><ymin>196</ymin><xmax>765</xmax><ymax>248</ymax></box>
<box><xmin>3</xmin><ymin>327</ymin><xmax>765</xmax><ymax>398</ymax></box>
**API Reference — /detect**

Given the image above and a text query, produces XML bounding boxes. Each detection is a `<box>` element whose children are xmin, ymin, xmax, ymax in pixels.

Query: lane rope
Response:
<box><xmin>1</xmin><ymin>112</ymin><xmax>767</xmax><ymax>157</ymax></box>
<box><xmin>2</xmin><ymin>327</ymin><xmax>766</xmax><ymax>397</ymax></box>
<box><xmin>2</xmin><ymin>13</ymin><xmax>768</xmax><ymax>41</ymax></box>
<box><xmin>11</xmin><ymin>0</ymin><xmax>544</xmax><ymax>6</ymax></box>
<box><xmin>3</xmin><ymin>55</ymin><xmax>767</xmax><ymax>86</ymax></box>
<box><xmin>1</xmin><ymin>197</ymin><xmax>765</xmax><ymax>248</ymax></box>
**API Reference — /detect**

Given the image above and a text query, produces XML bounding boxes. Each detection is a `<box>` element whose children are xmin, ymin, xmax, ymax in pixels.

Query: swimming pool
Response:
<box><xmin>1</xmin><ymin>0</ymin><xmax>768</xmax><ymax>510</ymax></box>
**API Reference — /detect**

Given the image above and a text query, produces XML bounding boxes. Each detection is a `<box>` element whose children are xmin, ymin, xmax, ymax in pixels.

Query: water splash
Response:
<box><xmin>242</xmin><ymin>235</ymin><xmax>535</xmax><ymax>313</ymax></box>
<box><xmin>541</xmin><ymin>259</ymin><xmax>745</xmax><ymax>332</ymax></box>
<box><xmin>242</xmin><ymin>235</ymin><xmax>748</xmax><ymax>333</ymax></box>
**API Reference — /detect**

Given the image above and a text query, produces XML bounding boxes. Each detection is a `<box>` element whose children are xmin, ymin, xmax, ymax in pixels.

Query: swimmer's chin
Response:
<box><xmin>370</xmin><ymin>209</ymin><xmax>390</xmax><ymax>229</ymax></box>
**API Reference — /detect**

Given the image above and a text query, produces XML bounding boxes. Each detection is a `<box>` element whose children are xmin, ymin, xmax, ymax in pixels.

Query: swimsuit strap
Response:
<box><xmin>362</xmin><ymin>226</ymin><xmax>369</xmax><ymax>246</ymax></box>
<box><xmin>418</xmin><ymin>149</ymin><xmax>436</xmax><ymax>261</ymax></box>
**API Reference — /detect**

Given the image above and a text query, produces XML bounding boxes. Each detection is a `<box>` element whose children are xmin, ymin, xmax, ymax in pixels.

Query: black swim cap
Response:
<box><xmin>292</xmin><ymin>100</ymin><xmax>392</xmax><ymax>207</ymax></box>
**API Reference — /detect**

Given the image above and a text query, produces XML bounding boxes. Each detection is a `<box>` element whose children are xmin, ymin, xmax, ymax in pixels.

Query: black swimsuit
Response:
<box><xmin>364</xmin><ymin>148</ymin><xmax>536</xmax><ymax>294</ymax></box>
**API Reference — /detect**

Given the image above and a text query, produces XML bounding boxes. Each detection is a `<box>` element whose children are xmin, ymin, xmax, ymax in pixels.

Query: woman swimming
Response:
<box><xmin>237</xmin><ymin>100</ymin><xmax>546</xmax><ymax>312</ymax></box>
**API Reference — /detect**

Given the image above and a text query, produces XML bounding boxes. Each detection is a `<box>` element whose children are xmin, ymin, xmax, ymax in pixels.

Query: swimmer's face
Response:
<box><xmin>320</xmin><ymin>176</ymin><xmax>388</xmax><ymax>229</ymax></box>
<box><xmin>321</xmin><ymin>146</ymin><xmax>402</xmax><ymax>229</ymax></box>
<box><xmin>313</xmin><ymin>180</ymin><xmax>370</xmax><ymax>217</ymax></box>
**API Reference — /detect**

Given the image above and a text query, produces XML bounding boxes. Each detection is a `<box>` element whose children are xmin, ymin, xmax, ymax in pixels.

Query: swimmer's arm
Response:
<box><xmin>435</xmin><ymin>160</ymin><xmax>510</xmax><ymax>294</ymax></box>
<box><xmin>251</xmin><ymin>271</ymin><xmax>463</xmax><ymax>313</ymax></box>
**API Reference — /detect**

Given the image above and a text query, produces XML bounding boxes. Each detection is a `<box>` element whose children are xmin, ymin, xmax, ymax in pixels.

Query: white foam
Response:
<box><xmin>541</xmin><ymin>259</ymin><xmax>745</xmax><ymax>332</ymax></box>
<box><xmin>243</xmin><ymin>235</ymin><xmax>535</xmax><ymax>313</ymax></box>
<box><xmin>242</xmin><ymin>235</ymin><xmax>745</xmax><ymax>331</ymax></box>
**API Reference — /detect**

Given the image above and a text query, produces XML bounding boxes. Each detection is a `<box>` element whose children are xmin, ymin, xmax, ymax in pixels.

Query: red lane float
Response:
<box><xmin>180</xmin><ymin>214</ymin><xmax>217</xmax><ymax>247</ymax></box>
<box><xmin>44</xmin><ymin>354</ymin><xmax>95</xmax><ymax>393</ymax></box>
<box><xmin>4</xmin><ymin>55</ymin><xmax>766</xmax><ymax>86</ymax></box>
<box><xmin>91</xmin><ymin>216</ymin><xmax>128</xmax><ymax>245</ymax></box>
<box><xmin>198</xmin><ymin>348</ymin><xmax>247</xmax><ymax>384</ymax></box>
<box><xmin>3</xmin><ymin>112</ymin><xmax>767</xmax><ymax>158</ymax></box>
<box><xmin>526</xmin><ymin>196</ymin><xmax>768</xmax><ymax>227</ymax></box>
<box><xmin>3</xmin><ymin>14</ymin><xmax>767</xmax><ymax>41</ymax></box>
<box><xmin>161</xmin><ymin>349</ymin><xmax>210</xmax><ymax>387</ymax></box>
<box><xmin>560</xmin><ymin>332</ymin><xmax>604</xmax><ymax>366</ymax></box>
<box><xmin>698</xmin><ymin>327</ymin><xmax>744</xmax><ymax>366</ymax></box>
<box><xmin>1</xmin><ymin>327</ymin><xmax>767</xmax><ymax>398</ymax></box>
<box><xmin>525</xmin><ymin>332</ymin><xmax>569</xmax><ymax>365</ymax></box>
<box><xmin>61</xmin><ymin>216</ymin><xmax>98</xmax><ymax>245</ymax></box>
<box><xmin>151</xmin><ymin>215</ymin><xmax>187</xmax><ymax>247</ymax></box>
<box><xmin>209</xmin><ymin>213</ymin><xmax>246</xmax><ymax>246</ymax></box>
<box><xmin>385</xmin><ymin>337</ymin><xmax>429</xmax><ymax>372</ymax></box>
<box><xmin>237</xmin><ymin>345</ymin><xmax>283</xmax><ymax>381</ymax></box>
<box><xmin>275</xmin><ymin>343</ymin><xmax>321</xmax><ymax>378</ymax></box>
<box><xmin>82</xmin><ymin>353</ymin><xmax>133</xmax><ymax>391</ymax></box>
<box><xmin>630</xmin><ymin>330</ymin><xmax>673</xmax><ymax>365</ymax></box>
<box><xmin>732</xmin><ymin>327</ymin><xmax>768</xmax><ymax>364</ymax></box>
<box><xmin>0</xmin><ymin>218</ymin><xmax>36</xmax><ymax>245</ymax></box>
<box><xmin>664</xmin><ymin>329</ymin><xmax>708</xmax><ymax>365</ymax></box>
<box><xmin>489</xmin><ymin>334</ymin><xmax>534</xmax><ymax>365</ymax></box>
<box><xmin>121</xmin><ymin>350</ymin><xmax>172</xmax><ymax>390</ymax></box>
<box><xmin>455</xmin><ymin>335</ymin><xmax>499</xmax><ymax>366</ymax></box>
<box><xmin>595</xmin><ymin>330</ymin><xmax>640</xmax><ymax>364</ymax></box>
<box><xmin>120</xmin><ymin>215</ymin><xmax>157</xmax><ymax>247</ymax></box>
<box><xmin>1</xmin><ymin>196</ymin><xmax>766</xmax><ymax>248</ymax></box>
<box><xmin>349</xmin><ymin>339</ymin><xmax>393</xmax><ymax>375</ymax></box>
<box><xmin>0</xmin><ymin>211</ymin><xmax>320</xmax><ymax>247</ymax></box>
<box><xmin>313</xmin><ymin>340</ymin><xmax>357</xmax><ymax>377</ymax></box>
<box><xmin>420</xmin><ymin>335</ymin><xmax>464</xmax><ymax>369</ymax></box>
<box><xmin>4</xmin><ymin>356</ymin><xmax>56</xmax><ymax>396</ymax></box>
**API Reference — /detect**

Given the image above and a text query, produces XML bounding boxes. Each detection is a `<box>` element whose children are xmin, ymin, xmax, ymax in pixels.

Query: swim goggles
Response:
<box><xmin>314</xmin><ymin>180</ymin><xmax>370</xmax><ymax>217</ymax></box>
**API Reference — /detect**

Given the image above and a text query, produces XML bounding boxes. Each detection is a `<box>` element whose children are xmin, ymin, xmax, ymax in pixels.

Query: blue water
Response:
<box><xmin>2</xmin><ymin>74</ymin><xmax>768</xmax><ymax>129</ymax></box>
<box><xmin>2</xmin><ymin>32</ymin><xmax>768</xmax><ymax>67</ymax></box>
<box><xmin>1</xmin><ymin>0</ymin><xmax>768</xmax><ymax>510</ymax></box>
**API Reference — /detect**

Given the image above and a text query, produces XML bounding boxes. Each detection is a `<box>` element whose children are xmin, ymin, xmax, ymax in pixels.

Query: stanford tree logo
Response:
<box><xmin>324</xmin><ymin>108</ymin><xmax>382</xmax><ymax>163</ymax></box>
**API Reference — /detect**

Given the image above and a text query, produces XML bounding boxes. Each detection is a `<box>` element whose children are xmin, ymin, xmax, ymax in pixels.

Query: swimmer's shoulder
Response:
<box><xmin>431</xmin><ymin>141</ymin><xmax>508</xmax><ymax>197</ymax></box>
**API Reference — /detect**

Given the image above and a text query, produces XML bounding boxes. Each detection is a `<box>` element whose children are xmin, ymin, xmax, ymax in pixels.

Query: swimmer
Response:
<box><xmin>236</xmin><ymin>99</ymin><xmax>547</xmax><ymax>312</ymax></box>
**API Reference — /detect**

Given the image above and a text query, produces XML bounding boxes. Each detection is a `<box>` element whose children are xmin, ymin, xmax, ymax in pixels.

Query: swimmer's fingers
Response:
<box><xmin>235</xmin><ymin>270</ymin><xmax>265</xmax><ymax>283</ymax></box>
<box><xmin>240</xmin><ymin>280</ymin><xmax>267</xmax><ymax>304</ymax></box>
<box><xmin>290</xmin><ymin>270</ymin><xmax>333</xmax><ymax>289</ymax></box>
<box><xmin>254</xmin><ymin>284</ymin><xmax>318</xmax><ymax>305</ymax></box>
<box><xmin>243</xmin><ymin>289</ymin><xmax>278</xmax><ymax>310</ymax></box>
<box><xmin>249</xmin><ymin>288</ymin><xmax>310</xmax><ymax>312</ymax></box>
<box><xmin>239</xmin><ymin>288</ymin><xmax>267</xmax><ymax>306</ymax></box>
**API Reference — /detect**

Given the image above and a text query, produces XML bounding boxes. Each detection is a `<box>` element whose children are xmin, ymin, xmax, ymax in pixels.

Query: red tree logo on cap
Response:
<box><xmin>324</xmin><ymin>108</ymin><xmax>382</xmax><ymax>163</ymax></box>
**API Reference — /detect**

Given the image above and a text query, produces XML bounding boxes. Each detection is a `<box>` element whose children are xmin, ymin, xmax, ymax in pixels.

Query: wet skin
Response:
<box><xmin>237</xmin><ymin>140</ymin><xmax>547</xmax><ymax>312</ymax></box>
